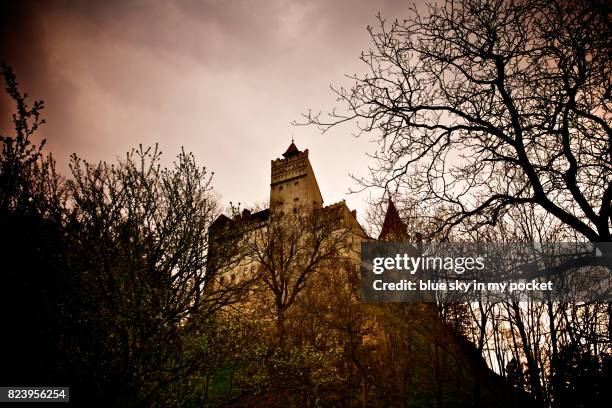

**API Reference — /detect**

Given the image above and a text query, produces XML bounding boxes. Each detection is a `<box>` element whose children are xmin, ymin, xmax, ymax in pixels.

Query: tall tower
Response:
<box><xmin>270</xmin><ymin>142</ymin><xmax>323</xmax><ymax>214</ymax></box>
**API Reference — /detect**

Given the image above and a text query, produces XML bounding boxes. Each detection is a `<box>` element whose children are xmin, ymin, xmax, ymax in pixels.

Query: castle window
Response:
<box><xmin>279</xmin><ymin>186</ymin><xmax>283</xmax><ymax>191</ymax></box>
<box><xmin>293</xmin><ymin>208</ymin><xmax>297</xmax><ymax>214</ymax></box>
<box><xmin>294</xmin><ymin>197</ymin><xmax>299</xmax><ymax>201</ymax></box>
<box><xmin>294</xmin><ymin>181</ymin><xmax>299</xmax><ymax>186</ymax></box>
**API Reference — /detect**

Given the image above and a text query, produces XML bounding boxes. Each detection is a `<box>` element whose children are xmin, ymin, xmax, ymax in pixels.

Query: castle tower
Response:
<box><xmin>270</xmin><ymin>142</ymin><xmax>323</xmax><ymax>214</ymax></box>
<box><xmin>378</xmin><ymin>200</ymin><xmax>410</xmax><ymax>241</ymax></box>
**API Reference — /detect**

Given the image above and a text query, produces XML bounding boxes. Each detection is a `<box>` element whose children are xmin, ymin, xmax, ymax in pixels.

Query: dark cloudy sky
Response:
<box><xmin>0</xmin><ymin>0</ymin><xmax>421</xmax><ymax>218</ymax></box>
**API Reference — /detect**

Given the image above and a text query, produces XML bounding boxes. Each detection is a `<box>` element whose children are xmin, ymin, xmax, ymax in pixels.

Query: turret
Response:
<box><xmin>378</xmin><ymin>200</ymin><xmax>410</xmax><ymax>241</ymax></box>
<box><xmin>270</xmin><ymin>142</ymin><xmax>323</xmax><ymax>214</ymax></box>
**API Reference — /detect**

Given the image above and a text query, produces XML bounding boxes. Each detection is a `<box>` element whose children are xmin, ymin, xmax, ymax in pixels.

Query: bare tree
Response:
<box><xmin>301</xmin><ymin>0</ymin><xmax>611</xmax><ymax>243</ymax></box>
<box><xmin>456</xmin><ymin>203</ymin><xmax>611</xmax><ymax>406</ymax></box>
<box><xmin>245</xmin><ymin>209</ymin><xmax>352</xmax><ymax>343</ymax></box>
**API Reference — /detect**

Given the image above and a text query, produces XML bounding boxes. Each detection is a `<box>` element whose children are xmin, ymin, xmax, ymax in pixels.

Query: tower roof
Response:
<box><xmin>282</xmin><ymin>142</ymin><xmax>300</xmax><ymax>158</ymax></box>
<box><xmin>379</xmin><ymin>199</ymin><xmax>409</xmax><ymax>241</ymax></box>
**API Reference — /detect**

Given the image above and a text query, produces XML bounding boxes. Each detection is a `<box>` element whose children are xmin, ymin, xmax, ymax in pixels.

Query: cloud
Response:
<box><xmin>0</xmin><ymin>0</ymin><xmax>419</xmax><ymax>218</ymax></box>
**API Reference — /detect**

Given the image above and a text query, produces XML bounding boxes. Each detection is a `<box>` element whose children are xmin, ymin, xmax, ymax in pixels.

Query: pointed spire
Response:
<box><xmin>379</xmin><ymin>199</ymin><xmax>409</xmax><ymax>241</ymax></box>
<box><xmin>282</xmin><ymin>141</ymin><xmax>300</xmax><ymax>158</ymax></box>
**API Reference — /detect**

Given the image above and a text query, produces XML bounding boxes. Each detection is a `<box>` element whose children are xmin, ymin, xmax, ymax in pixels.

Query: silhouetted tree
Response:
<box><xmin>0</xmin><ymin>63</ymin><xmax>68</xmax><ymax>387</ymax></box>
<box><xmin>302</xmin><ymin>0</ymin><xmax>611</xmax><ymax>243</ymax></box>
<box><xmin>63</xmin><ymin>144</ymin><xmax>223</xmax><ymax>404</ymax></box>
<box><xmin>0</xmin><ymin>64</ymin><xmax>242</xmax><ymax>406</ymax></box>
<box><xmin>552</xmin><ymin>344</ymin><xmax>611</xmax><ymax>408</ymax></box>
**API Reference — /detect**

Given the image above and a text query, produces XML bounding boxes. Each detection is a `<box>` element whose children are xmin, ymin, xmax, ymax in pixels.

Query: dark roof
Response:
<box><xmin>378</xmin><ymin>200</ymin><xmax>409</xmax><ymax>241</ymax></box>
<box><xmin>210</xmin><ymin>209</ymin><xmax>269</xmax><ymax>230</ymax></box>
<box><xmin>248</xmin><ymin>208</ymin><xmax>270</xmax><ymax>223</ymax></box>
<box><xmin>282</xmin><ymin>142</ymin><xmax>300</xmax><ymax>158</ymax></box>
<box><xmin>210</xmin><ymin>214</ymin><xmax>232</xmax><ymax>231</ymax></box>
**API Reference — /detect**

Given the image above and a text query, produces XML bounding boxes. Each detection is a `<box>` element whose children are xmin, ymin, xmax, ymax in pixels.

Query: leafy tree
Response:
<box><xmin>552</xmin><ymin>344</ymin><xmax>611</xmax><ymax>408</ymax></box>
<box><xmin>0</xmin><ymin>63</ymin><xmax>67</xmax><ymax>387</ymax></box>
<box><xmin>63</xmin><ymin>144</ymin><xmax>223</xmax><ymax>404</ymax></box>
<box><xmin>0</xmin><ymin>64</ymin><xmax>239</xmax><ymax>406</ymax></box>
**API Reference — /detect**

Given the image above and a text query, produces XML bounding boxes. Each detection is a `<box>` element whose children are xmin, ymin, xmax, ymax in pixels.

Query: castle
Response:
<box><xmin>208</xmin><ymin>142</ymin><xmax>410</xmax><ymax>286</ymax></box>
<box><xmin>205</xmin><ymin>144</ymin><xmax>524</xmax><ymax>407</ymax></box>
